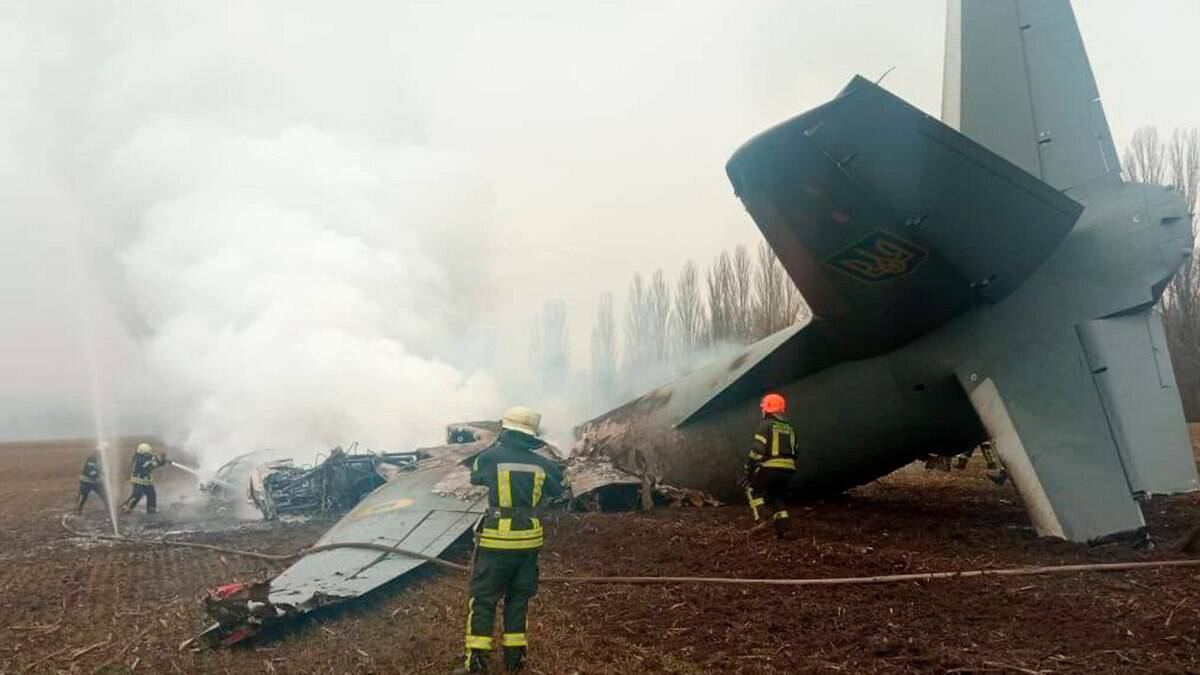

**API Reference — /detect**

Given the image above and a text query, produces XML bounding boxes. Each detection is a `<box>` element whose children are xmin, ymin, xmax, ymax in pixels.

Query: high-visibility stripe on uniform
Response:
<box><xmin>754</xmin><ymin>434</ymin><xmax>768</xmax><ymax>444</ymax></box>
<box><xmin>772</xmin><ymin>510</ymin><xmax>790</xmax><ymax>520</ymax></box>
<box><xmin>130</xmin><ymin>477</ymin><xmax>152</xmax><ymax>486</ymax></box>
<box><xmin>478</xmin><ymin>535</ymin><xmax>544</xmax><ymax>550</ymax></box>
<box><xmin>502</xmin><ymin>632</ymin><xmax>528</xmax><ymax>647</ymax></box>
<box><xmin>465</xmin><ymin>596</ymin><xmax>475</xmax><ymax>643</ymax></box>
<box><xmin>465</xmin><ymin>635</ymin><xmax>493</xmax><ymax>650</ymax></box>
<box><xmin>481</xmin><ymin>517</ymin><xmax>543</xmax><ymax>550</ymax></box>
<box><xmin>485</xmin><ymin>463</ymin><xmax>548</xmax><ymax>550</ymax></box>
<box><xmin>532</xmin><ymin>472</ymin><xmax>545</xmax><ymax>506</ymax></box>
<box><xmin>497</xmin><ymin>469</ymin><xmax>513</xmax><ymax>508</ymax></box>
<box><xmin>770</xmin><ymin>422</ymin><xmax>796</xmax><ymax>459</ymax></box>
<box><xmin>748</xmin><ymin>451</ymin><xmax>764</xmax><ymax>461</ymax></box>
<box><xmin>761</xmin><ymin>457</ymin><xmax>795</xmax><ymax>470</ymax></box>
<box><xmin>480</xmin><ymin>530</ymin><xmax>542</xmax><ymax>541</ymax></box>
<box><xmin>746</xmin><ymin>488</ymin><xmax>763</xmax><ymax>521</ymax></box>
<box><xmin>80</xmin><ymin>476</ymin><xmax>97</xmax><ymax>483</ymax></box>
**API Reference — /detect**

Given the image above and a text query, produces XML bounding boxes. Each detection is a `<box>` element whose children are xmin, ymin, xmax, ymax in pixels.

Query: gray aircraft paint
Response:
<box><xmin>578</xmin><ymin>0</ymin><xmax>1197</xmax><ymax>543</ymax></box>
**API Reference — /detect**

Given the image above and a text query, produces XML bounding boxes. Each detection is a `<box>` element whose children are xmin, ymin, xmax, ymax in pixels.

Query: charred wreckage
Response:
<box><xmin>192</xmin><ymin>422</ymin><xmax>708</xmax><ymax>647</ymax></box>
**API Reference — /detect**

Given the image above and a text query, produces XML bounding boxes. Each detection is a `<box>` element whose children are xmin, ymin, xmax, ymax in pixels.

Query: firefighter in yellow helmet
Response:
<box><xmin>455</xmin><ymin>406</ymin><xmax>566</xmax><ymax>674</ymax></box>
<box><xmin>120</xmin><ymin>442</ymin><xmax>168</xmax><ymax>514</ymax></box>
<box><xmin>743</xmin><ymin>393</ymin><xmax>797</xmax><ymax>538</ymax></box>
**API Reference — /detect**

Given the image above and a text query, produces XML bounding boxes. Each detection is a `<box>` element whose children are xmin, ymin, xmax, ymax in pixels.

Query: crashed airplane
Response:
<box><xmin>195</xmin><ymin>0</ymin><xmax>1193</xmax><ymax>647</ymax></box>
<box><xmin>579</xmin><ymin>0</ymin><xmax>1198</xmax><ymax>544</ymax></box>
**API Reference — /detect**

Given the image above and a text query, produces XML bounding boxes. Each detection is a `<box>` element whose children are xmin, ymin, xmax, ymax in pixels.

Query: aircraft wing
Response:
<box><xmin>266</xmin><ymin>446</ymin><xmax>486</xmax><ymax>608</ymax></box>
<box><xmin>201</xmin><ymin>436</ymin><xmax>492</xmax><ymax>646</ymax></box>
<box><xmin>726</xmin><ymin>76</ymin><xmax>1083</xmax><ymax>360</ymax></box>
<box><xmin>943</xmin><ymin>0</ymin><xmax>1121</xmax><ymax>193</ymax></box>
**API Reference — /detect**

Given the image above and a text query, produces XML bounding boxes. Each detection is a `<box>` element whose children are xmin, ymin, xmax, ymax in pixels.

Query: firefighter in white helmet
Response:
<box><xmin>455</xmin><ymin>406</ymin><xmax>566</xmax><ymax>674</ymax></box>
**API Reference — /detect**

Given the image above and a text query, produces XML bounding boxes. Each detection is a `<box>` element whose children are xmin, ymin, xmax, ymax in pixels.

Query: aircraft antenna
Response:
<box><xmin>874</xmin><ymin>66</ymin><xmax>896</xmax><ymax>85</ymax></box>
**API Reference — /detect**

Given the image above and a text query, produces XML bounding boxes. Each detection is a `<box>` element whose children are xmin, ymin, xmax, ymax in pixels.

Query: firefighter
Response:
<box><xmin>456</xmin><ymin>406</ymin><xmax>566</xmax><ymax>674</ymax></box>
<box><xmin>743</xmin><ymin>393</ymin><xmax>797</xmax><ymax>538</ymax></box>
<box><xmin>75</xmin><ymin>444</ymin><xmax>108</xmax><ymax>514</ymax></box>
<box><xmin>120</xmin><ymin>442</ymin><xmax>168</xmax><ymax>514</ymax></box>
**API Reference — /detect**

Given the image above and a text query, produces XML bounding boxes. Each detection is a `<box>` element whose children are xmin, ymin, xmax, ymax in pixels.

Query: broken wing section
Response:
<box><xmin>203</xmin><ymin>438</ymin><xmax>491</xmax><ymax>645</ymax></box>
<box><xmin>959</xmin><ymin>328</ymin><xmax>1145</xmax><ymax>542</ymax></box>
<box><xmin>726</xmin><ymin>76</ymin><xmax>1082</xmax><ymax>359</ymax></box>
<box><xmin>943</xmin><ymin>0</ymin><xmax>1121</xmax><ymax>192</ymax></box>
<box><xmin>267</xmin><ymin>446</ymin><xmax>485</xmax><ymax>608</ymax></box>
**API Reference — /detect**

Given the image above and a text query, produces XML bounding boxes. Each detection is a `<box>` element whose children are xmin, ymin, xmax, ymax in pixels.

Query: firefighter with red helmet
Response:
<box><xmin>743</xmin><ymin>393</ymin><xmax>797</xmax><ymax>538</ymax></box>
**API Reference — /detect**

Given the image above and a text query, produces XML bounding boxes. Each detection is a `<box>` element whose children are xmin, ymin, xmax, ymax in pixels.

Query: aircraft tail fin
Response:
<box><xmin>944</xmin><ymin>0</ymin><xmax>1121</xmax><ymax>192</ymax></box>
<box><xmin>959</xmin><ymin>312</ymin><xmax>1197</xmax><ymax>542</ymax></box>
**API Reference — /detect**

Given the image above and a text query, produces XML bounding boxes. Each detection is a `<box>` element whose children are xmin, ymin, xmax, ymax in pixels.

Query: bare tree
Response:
<box><xmin>751</xmin><ymin>240</ymin><xmax>786</xmax><ymax>339</ymax></box>
<box><xmin>671</xmin><ymin>260</ymin><xmax>705</xmax><ymax>363</ymax></box>
<box><xmin>590</xmin><ymin>292</ymin><xmax>618</xmax><ymax>399</ymax></box>
<box><xmin>731</xmin><ymin>244</ymin><xmax>754</xmax><ymax>341</ymax></box>
<box><xmin>623</xmin><ymin>273</ymin><xmax>657</xmax><ymax>374</ymax></box>
<box><xmin>785</xmin><ymin>280</ymin><xmax>812</xmax><ymax>326</ymax></box>
<box><xmin>1124</xmin><ymin>125</ymin><xmax>1200</xmax><ymax>420</ymax></box>
<box><xmin>705</xmin><ymin>251</ymin><xmax>735</xmax><ymax>345</ymax></box>
<box><xmin>1164</xmin><ymin>129</ymin><xmax>1200</xmax><ymax>419</ymax></box>
<box><xmin>530</xmin><ymin>299</ymin><xmax>568</xmax><ymax>384</ymax></box>
<box><xmin>648</xmin><ymin>270</ymin><xmax>672</xmax><ymax>364</ymax></box>
<box><xmin>1123</xmin><ymin>127</ymin><xmax>1166</xmax><ymax>185</ymax></box>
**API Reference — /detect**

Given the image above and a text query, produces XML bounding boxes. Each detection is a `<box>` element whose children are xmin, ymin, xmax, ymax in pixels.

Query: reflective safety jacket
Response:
<box><xmin>470</xmin><ymin>432</ymin><xmax>566</xmax><ymax>551</ymax></box>
<box><xmin>747</xmin><ymin>414</ymin><xmax>797</xmax><ymax>472</ymax></box>
<box><xmin>80</xmin><ymin>455</ymin><xmax>101</xmax><ymax>484</ymax></box>
<box><xmin>130</xmin><ymin>450</ymin><xmax>166</xmax><ymax>486</ymax></box>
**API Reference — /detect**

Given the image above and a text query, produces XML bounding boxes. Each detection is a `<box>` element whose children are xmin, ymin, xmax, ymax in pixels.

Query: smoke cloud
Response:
<box><xmin>111</xmin><ymin>125</ymin><xmax>502</xmax><ymax>471</ymax></box>
<box><xmin>5</xmin><ymin>1</ymin><xmax>1188</xmax><ymax>465</ymax></box>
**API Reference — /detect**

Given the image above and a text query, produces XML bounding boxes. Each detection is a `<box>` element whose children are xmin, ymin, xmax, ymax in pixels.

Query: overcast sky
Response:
<box><xmin>1</xmin><ymin>1</ymin><xmax>1197</xmax><ymax>443</ymax></box>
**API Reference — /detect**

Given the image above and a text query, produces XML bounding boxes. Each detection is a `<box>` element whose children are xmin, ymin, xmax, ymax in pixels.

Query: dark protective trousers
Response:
<box><xmin>746</xmin><ymin>467</ymin><xmax>794</xmax><ymax>533</ymax></box>
<box><xmin>465</xmin><ymin>549</ymin><xmax>539</xmax><ymax>653</ymax></box>
<box><xmin>76</xmin><ymin>481</ymin><xmax>107</xmax><ymax>512</ymax></box>
<box><xmin>122</xmin><ymin>484</ymin><xmax>157</xmax><ymax>513</ymax></box>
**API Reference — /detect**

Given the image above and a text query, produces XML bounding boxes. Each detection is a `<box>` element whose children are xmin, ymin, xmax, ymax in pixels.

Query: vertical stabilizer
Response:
<box><xmin>944</xmin><ymin>0</ymin><xmax>1121</xmax><ymax>192</ymax></box>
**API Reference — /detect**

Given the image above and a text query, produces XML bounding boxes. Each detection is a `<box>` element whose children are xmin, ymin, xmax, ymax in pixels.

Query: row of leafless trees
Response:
<box><xmin>1125</xmin><ymin>127</ymin><xmax>1200</xmax><ymax>420</ymax></box>
<box><xmin>528</xmin><ymin>240</ymin><xmax>809</xmax><ymax>404</ymax></box>
<box><xmin>590</xmin><ymin>240</ymin><xmax>809</xmax><ymax>400</ymax></box>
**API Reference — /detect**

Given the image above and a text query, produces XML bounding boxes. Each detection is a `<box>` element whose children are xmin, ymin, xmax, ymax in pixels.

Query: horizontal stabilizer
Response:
<box><xmin>676</xmin><ymin>319</ymin><xmax>842</xmax><ymax>426</ymax></box>
<box><xmin>1077</xmin><ymin>311</ymin><xmax>1199</xmax><ymax>496</ymax></box>
<box><xmin>960</xmin><ymin>327</ymin><xmax>1146</xmax><ymax>542</ymax></box>
<box><xmin>727</xmin><ymin>76</ymin><xmax>1082</xmax><ymax>359</ymax></box>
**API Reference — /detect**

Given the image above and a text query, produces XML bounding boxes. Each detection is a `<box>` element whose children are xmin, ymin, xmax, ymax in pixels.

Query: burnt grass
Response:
<box><xmin>2</xmin><ymin>436</ymin><xmax>1200</xmax><ymax>674</ymax></box>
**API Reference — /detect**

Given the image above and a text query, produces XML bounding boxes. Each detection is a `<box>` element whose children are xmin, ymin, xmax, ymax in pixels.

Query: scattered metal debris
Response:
<box><xmin>197</xmin><ymin>425</ymin><xmax>498</xmax><ymax>646</ymax></box>
<box><xmin>202</xmin><ymin>445</ymin><xmax>425</xmax><ymax>520</ymax></box>
<box><xmin>195</xmin><ymin>421</ymin><xmax>718</xmax><ymax>646</ymax></box>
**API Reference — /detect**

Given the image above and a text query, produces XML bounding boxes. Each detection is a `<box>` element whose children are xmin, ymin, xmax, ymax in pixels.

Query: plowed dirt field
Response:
<box><xmin>2</xmin><ymin>437</ymin><xmax>1200</xmax><ymax>674</ymax></box>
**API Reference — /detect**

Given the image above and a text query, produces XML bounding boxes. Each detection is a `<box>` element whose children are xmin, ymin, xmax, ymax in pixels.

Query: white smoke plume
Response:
<box><xmin>109</xmin><ymin>126</ymin><xmax>502</xmax><ymax>472</ymax></box>
<box><xmin>0</xmin><ymin>3</ymin><xmax>524</xmax><ymax>472</ymax></box>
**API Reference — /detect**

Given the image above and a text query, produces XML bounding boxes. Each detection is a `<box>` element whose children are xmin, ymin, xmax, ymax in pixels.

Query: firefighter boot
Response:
<box><xmin>503</xmin><ymin>647</ymin><xmax>526</xmax><ymax>673</ymax></box>
<box><xmin>452</xmin><ymin>650</ymin><xmax>489</xmax><ymax>674</ymax></box>
<box><xmin>772</xmin><ymin>512</ymin><xmax>794</xmax><ymax>540</ymax></box>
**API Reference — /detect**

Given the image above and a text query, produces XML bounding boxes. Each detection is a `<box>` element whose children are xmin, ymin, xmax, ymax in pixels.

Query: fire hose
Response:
<box><xmin>61</xmin><ymin>514</ymin><xmax>1200</xmax><ymax>587</ymax></box>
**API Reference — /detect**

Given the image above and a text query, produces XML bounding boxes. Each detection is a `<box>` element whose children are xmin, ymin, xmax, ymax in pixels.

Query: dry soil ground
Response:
<box><xmin>3</xmin><ymin>435</ymin><xmax>1200</xmax><ymax>674</ymax></box>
